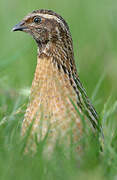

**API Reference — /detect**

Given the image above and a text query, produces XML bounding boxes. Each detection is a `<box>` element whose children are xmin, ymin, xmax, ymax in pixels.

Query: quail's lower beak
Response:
<box><xmin>12</xmin><ymin>21</ymin><xmax>27</xmax><ymax>32</ymax></box>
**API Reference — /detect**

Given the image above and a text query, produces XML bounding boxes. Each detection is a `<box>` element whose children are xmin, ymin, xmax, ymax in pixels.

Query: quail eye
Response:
<box><xmin>33</xmin><ymin>17</ymin><xmax>41</xmax><ymax>24</ymax></box>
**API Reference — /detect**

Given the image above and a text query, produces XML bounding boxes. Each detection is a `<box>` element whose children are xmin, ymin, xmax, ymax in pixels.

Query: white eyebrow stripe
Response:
<box><xmin>34</xmin><ymin>13</ymin><xmax>68</xmax><ymax>32</ymax></box>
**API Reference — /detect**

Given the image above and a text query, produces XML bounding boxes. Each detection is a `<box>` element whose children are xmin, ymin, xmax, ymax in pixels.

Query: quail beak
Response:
<box><xmin>12</xmin><ymin>21</ymin><xmax>27</xmax><ymax>32</ymax></box>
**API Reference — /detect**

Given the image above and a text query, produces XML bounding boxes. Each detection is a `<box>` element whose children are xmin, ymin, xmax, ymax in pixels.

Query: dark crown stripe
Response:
<box><xmin>32</xmin><ymin>9</ymin><xmax>69</xmax><ymax>32</ymax></box>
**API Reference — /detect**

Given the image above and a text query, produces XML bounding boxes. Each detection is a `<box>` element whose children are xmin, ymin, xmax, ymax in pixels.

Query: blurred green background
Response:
<box><xmin>0</xmin><ymin>1</ymin><xmax>117</xmax><ymax>180</ymax></box>
<box><xmin>0</xmin><ymin>0</ymin><xmax>117</xmax><ymax>114</ymax></box>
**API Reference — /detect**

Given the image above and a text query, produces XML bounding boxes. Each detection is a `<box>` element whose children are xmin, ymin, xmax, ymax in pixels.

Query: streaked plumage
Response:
<box><xmin>12</xmin><ymin>10</ymin><xmax>100</xmax><ymax>151</ymax></box>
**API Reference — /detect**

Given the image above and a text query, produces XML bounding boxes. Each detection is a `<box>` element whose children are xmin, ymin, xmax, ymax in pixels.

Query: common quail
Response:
<box><xmin>12</xmin><ymin>10</ymin><xmax>100</xmax><ymax>151</ymax></box>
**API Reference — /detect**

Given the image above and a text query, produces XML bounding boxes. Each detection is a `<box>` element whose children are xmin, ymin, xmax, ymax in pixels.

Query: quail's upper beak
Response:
<box><xmin>12</xmin><ymin>21</ymin><xmax>27</xmax><ymax>32</ymax></box>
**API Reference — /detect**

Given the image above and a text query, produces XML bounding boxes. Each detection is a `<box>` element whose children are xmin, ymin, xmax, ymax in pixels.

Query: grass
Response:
<box><xmin>0</xmin><ymin>91</ymin><xmax>117</xmax><ymax>180</ymax></box>
<box><xmin>0</xmin><ymin>0</ymin><xmax>117</xmax><ymax>179</ymax></box>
